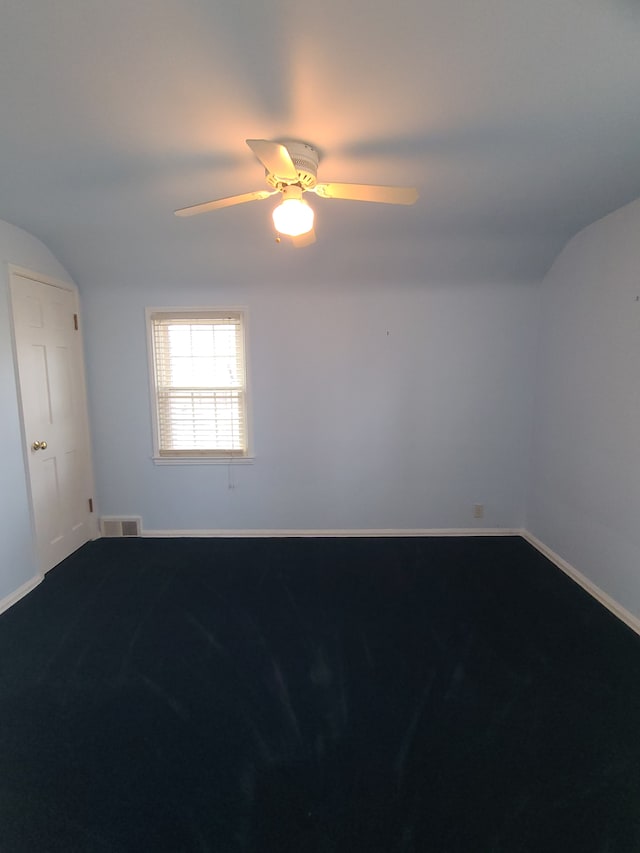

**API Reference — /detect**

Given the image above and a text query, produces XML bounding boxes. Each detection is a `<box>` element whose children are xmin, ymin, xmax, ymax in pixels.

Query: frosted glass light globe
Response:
<box><xmin>272</xmin><ymin>186</ymin><xmax>314</xmax><ymax>237</ymax></box>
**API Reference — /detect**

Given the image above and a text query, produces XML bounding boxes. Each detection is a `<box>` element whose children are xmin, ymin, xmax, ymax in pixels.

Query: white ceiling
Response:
<box><xmin>0</xmin><ymin>0</ymin><xmax>639</xmax><ymax>284</ymax></box>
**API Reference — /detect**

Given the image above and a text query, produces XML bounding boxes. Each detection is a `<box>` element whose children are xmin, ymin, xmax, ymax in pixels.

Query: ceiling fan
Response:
<box><xmin>174</xmin><ymin>139</ymin><xmax>419</xmax><ymax>246</ymax></box>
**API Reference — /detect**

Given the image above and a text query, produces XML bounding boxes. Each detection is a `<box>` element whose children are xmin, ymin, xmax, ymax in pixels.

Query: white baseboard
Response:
<box><xmin>140</xmin><ymin>527</ymin><xmax>521</xmax><ymax>539</ymax></box>
<box><xmin>521</xmin><ymin>530</ymin><xmax>640</xmax><ymax>637</ymax></box>
<box><xmin>0</xmin><ymin>574</ymin><xmax>43</xmax><ymax>617</ymax></box>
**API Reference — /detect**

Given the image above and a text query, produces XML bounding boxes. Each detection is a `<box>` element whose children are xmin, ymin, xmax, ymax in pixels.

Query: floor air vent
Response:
<box><xmin>101</xmin><ymin>517</ymin><xmax>142</xmax><ymax>538</ymax></box>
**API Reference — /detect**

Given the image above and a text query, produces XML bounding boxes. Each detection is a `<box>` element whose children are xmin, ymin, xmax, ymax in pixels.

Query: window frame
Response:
<box><xmin>146</xmin><ymin>307</ymin><xmax>253</xmax><ymax>465</ymax></box>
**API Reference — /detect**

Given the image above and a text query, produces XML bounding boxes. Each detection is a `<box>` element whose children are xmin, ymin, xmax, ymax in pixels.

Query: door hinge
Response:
<box><xmin>88</xmin><ymin>498</ymin><xmax>94</xmax><ymax>513</ymax></box>
<box><xmin>73</xmin><ymin>313</ymin><xmax>79</xmax><ymax>331</ymax></box>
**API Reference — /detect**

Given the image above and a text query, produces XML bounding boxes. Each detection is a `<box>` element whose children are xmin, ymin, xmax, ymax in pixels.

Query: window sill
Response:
<box><xmin>151</xmin><ymin>455</ymin><xmax>255</xmax><ymax>466</ymax></box>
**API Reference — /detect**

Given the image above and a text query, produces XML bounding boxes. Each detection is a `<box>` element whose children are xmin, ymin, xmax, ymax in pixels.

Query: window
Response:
<box><xmin>148</xmin><ymin>310</ymin><xmax>248</xmax><ymax>460</ymax></box>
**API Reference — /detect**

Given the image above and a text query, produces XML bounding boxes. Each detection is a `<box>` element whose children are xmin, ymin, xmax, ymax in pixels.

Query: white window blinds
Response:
<box><xmin>150</xmin><ymin>311</ymin><xmax>247</xmax><ymax>458</ymax></box>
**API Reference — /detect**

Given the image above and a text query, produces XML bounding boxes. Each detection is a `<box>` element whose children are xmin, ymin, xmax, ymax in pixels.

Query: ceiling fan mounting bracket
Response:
<box><xmin>265</xmin><ymin>141</ymin><xmax>319</xmax><ymax>190</ymax></box>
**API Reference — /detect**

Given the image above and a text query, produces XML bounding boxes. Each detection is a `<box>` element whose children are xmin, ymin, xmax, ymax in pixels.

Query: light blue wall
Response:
<box><xmin>82</xmin><ymin>274</ymin><xmax>539</xmax><ymax>532</ymax></box>
<box><xmin>527</xmin><ymin>198</ymin><xmax>640</xmax><ymax>615</ymax></box>
<box><xmin>0</xmin><ymin>220</ymin><xmax>75</xmax><ymax>602</ymax></box>
<box><xmin>5</xmin><ymin>199</ymin><xmax>640</xmax><ymax>615</ymax></box>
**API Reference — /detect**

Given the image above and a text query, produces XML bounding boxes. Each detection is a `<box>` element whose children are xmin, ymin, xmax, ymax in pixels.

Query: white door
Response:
<box><xmin>10</xmin><ymin>272</ymin><xmax>96</xmax><ymax>573</ymax></box>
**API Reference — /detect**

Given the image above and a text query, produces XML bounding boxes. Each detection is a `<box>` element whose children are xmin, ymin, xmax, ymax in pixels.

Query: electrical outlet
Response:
<box><xmin>473</xmin><ymin>504</ymin><xmax>484</xmax><ymax>519</ymax></box>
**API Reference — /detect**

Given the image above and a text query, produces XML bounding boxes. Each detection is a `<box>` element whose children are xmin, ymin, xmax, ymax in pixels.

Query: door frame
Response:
<box><xmin>8</xmin><ymin>264</ymin><xmax>99</xmax><ymax>573</ymax></box>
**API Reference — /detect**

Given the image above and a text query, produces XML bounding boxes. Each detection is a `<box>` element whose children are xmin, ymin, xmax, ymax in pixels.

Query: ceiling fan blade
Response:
<box><xmin>290</xmin><ymin>228</ymin><xmax>316</xmax><ymax>248</ymax></box>
<box><xmin>246</xmin><ymin>139</ymin><xmax>298</xmax><ymax>180</ymax></box>
<box><xmin>312</xmin><ymin>183</ymin><xmax>418</xmax><ymax>205</ymax></box>
<box><xmin>174</xmin><ymin>189</ymin><xmax>276</xmax><ymax>217</ymax></box>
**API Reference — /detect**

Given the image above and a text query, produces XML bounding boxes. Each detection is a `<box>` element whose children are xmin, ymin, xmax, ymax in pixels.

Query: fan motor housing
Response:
<box><xmin>266</xmin><ymin>141</ymin><xmax>319</xmax><ymax>189</ymax></box>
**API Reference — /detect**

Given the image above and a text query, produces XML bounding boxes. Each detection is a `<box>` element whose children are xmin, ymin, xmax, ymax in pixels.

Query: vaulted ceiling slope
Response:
<box><xmin>0</xmin><ymin>0</ymin><xmax>639</xmax><ymax>284</ymax></box>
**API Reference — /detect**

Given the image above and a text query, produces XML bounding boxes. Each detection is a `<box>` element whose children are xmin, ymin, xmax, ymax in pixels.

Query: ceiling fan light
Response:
<box><xmin>272</xmin><ymin>187</ymin><xmax>314</xmax><ymax>237</ymax></box>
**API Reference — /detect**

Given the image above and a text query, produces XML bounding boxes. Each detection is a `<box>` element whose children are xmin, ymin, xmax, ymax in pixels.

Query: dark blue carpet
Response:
<box><xmin>1</xmin><ymin>536</ymin><xmax>639</xmax><ymax>851</ymax></box>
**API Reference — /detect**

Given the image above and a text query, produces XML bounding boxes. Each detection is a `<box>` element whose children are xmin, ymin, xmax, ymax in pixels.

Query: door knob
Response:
<box><xmin>31</xmin><ymin>440</ymin><xmax>48</xmax><ymax>451</ymax></box>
